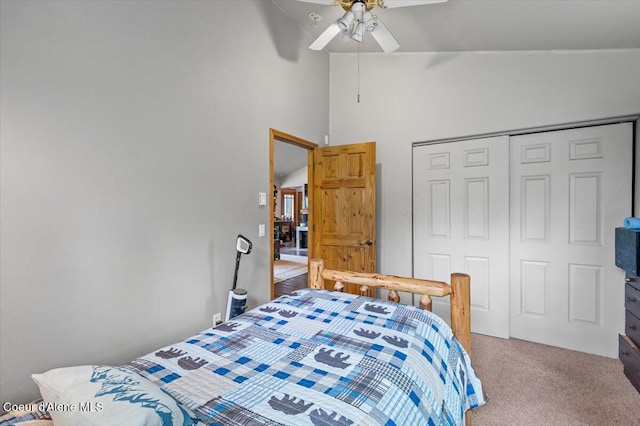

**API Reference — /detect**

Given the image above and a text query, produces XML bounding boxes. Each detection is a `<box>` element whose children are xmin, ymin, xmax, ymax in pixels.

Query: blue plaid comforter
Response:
<box><xmin>125</xmin><ymin>289</ymin><xmax>485</xmax><ymax>425</ymax></box>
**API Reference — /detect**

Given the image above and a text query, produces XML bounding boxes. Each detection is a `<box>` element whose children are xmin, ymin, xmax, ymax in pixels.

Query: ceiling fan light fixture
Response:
<box><xmin>300</xmin><ymin>0</ymin><xmax>447</xmax><ymax>53</ymax></box>
<box><xmin>337</xmin><ymin>10</ymin><xmax>355</xmax><ymax>32</ymax></box>
<box><xmin>351</xmin><ymin>21</ymin><xmax>365</xmax><ymax>42</ymax></box>
<box><xmin>363</xmin><ymin>11</ymin><xmax>377</xmax><ymax>32</ymax></box>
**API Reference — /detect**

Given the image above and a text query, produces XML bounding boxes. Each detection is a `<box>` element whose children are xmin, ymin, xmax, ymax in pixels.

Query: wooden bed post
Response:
<box><xmin>450</xmin><ymin>272</ymin><xmax>472</xmax><ymax>426</ymax></box>
<box><xmin>450</xmin><ymin>273</ymin><xmax>471</xmax><ymax>356</ymax></box>
<box><xmin>419</xmin><ymin>294</ymin><xmax>432</xmax><ymax>312</ymax></box>
<box><xmin>309</xmin><ymin>258</ymin><xmax>324</xmax><ymax>289</ymax></box>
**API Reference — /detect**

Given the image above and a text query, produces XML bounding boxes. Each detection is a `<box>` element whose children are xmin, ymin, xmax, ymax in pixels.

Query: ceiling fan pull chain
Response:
<box><xmin>357</xmin><ymin>43</ymin><xmax>361</xmax><ymax>103</ymax></box>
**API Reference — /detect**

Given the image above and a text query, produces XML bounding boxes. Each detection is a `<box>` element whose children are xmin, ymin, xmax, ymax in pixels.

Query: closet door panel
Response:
<box><xmin>510</xmin><ymin>123</ymin><xmax>632</xmax><ymax>357</ymax></box>
<box><xmin>413</xmin><ymin>136</ymin><xmax>510</xmax><ymax>338</ymax></box>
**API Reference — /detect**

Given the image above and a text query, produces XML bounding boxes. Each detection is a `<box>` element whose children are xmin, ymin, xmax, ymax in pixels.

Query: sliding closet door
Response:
<box><xmin>510</xmin><ymin>123</ymin><xmax>632</xmax><ymax>357</ymax></box>
<box><xmin>413</xmin><ymin>136</ymin><xmax>510</xmax><ymax>338</ymax></box>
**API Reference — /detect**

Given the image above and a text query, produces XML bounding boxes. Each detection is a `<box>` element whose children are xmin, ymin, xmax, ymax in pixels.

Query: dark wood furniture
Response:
<box><xmin>274</xmin><ymin>220</ymin><xmax>293</xmax><ymax>242</ymax></box>
<box><xmin>615</xmin><ymin>228</ymin><xmax>640</xmax><ymax>392</ymax></box>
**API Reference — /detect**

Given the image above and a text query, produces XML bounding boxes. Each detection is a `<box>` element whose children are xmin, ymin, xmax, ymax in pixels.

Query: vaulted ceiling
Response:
<box><xmin>271</xmin><ymin>0</ymin><xmax>640</xmax><ymax>176</ymax></box>
<box><xmin>272</xmin><ymin>0</ymin><xmax>640</xmax><ymax>53</ymax></box>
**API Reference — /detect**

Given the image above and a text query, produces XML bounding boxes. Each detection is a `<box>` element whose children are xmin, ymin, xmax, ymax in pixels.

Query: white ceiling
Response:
<box><xmin>274</xmin><ymin>140</ymin><xmax>309</xmax><ymax>180</ymax></box>
<box><xmin>272</xmin><ymin>0</ymin><xmax>640</xmax><ymax>53</ymax></box>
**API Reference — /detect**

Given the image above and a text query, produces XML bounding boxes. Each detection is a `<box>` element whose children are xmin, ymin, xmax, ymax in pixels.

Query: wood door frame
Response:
<box><xmin>269</xmin><ymin>129</ymin><xmax>318</xmax><ymax>300</ymax></box>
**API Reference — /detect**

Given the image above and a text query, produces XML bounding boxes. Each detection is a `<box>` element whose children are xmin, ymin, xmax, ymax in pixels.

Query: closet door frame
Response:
<box><xmin>412</xmin><ymin>115</ymin><xmax>638</xmax><ymax>354</ymax></box>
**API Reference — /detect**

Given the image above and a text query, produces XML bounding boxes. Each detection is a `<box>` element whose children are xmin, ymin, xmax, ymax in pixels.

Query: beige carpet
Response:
<box><xmin>470</xmin><ymin>334</ymin><xmax>640</xmax><ymax>425</ymax></box>
<box><xmin>274</xmin><ymin>255</ymin><xmax>307</xmax><ymax>283</ymax></box>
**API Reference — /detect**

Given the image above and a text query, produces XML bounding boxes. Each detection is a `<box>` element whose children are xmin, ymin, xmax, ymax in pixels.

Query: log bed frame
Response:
<box><xmin>308</xmin><ymin>258</ymin><xmax>473</xmax><ymax>426</ymax></box>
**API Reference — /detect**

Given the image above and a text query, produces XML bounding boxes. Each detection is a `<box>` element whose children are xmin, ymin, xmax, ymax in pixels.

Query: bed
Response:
<box><xmin>2</xmin><ymin>259</ymin><xmax>484</xmax><ymax>426</ymax></box>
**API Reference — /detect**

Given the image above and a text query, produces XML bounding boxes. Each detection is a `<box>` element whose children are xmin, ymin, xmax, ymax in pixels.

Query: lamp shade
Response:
<box><xmin>351</xmin><ymin>22</ymin><xmax>365</xmax><ymax>42</ymax></box>
<box><xmin>337</xmin><ymin>10</ymin><xmax>355</xmax><ymax>32</ymax></box>
<box><xmin>363</xmin><ymin>11</ymin><xmax>377</xmax><ymax>32</ymax></box>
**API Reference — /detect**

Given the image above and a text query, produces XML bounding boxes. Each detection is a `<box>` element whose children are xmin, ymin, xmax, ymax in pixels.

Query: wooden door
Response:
<box><xmin>510</xmin><ymin>123</ymin><xmax>632</xmax><ymax>357</ymax></box>
<box><xmin>413</xmin><ymin>136</ymin><xmax>510</xmax><ymax>337</ymax></box>
<box><xmin>311</xmin><ymin>142</ymin><xmax>376</xmax><ymax>296</ymax></box>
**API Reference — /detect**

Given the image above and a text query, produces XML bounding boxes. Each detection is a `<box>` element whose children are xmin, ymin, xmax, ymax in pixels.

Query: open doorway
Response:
<box><xmin>269</xmin><ymin>129</ymin><xmax>317</xmax><ymax>300</ymax></box>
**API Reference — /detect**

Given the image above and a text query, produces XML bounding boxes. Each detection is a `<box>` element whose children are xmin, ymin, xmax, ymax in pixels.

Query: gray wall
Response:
<box><xmin>3</xmin><ymin>0</ymin><xmax>639</xmax><ymax>406</ymax></box>
<box><xmin>329</xmin><ymin>50</ymin><xmax>640</xmax><ymax>277</ymax></box>
<box><xmin>0</xmin><ymin>0</ymin><xmax>329</xmax><ymax>403</ymax></box>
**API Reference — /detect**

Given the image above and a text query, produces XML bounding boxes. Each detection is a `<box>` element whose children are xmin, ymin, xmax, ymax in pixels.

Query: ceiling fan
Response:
<box><xmin>297</xmin><ymin>0</ymin><xmax>448</xmax><ymax>53</ymax></box>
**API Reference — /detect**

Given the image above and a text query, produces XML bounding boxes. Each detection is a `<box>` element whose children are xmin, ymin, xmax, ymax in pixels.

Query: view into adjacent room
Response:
<box><xmin>273</xmin><ymin>140</ymin><xmax>309</xmax><ymax>298</ymax></box>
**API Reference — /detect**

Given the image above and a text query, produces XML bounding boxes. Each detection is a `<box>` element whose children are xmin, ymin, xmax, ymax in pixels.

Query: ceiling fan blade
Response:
<box><xmin>310</xmin><ymin>22</ymin><xmax>342</xmax><ymax>50</ymax></box>
<box><xmin>380</xmin><ymin>0</ymin><xmax>447</xmax><ymax>8</ymax></box>
<box><xmin>370</xmin><ymin>17</ymin><xmax>399</xmax><ymax>53</ymax></box>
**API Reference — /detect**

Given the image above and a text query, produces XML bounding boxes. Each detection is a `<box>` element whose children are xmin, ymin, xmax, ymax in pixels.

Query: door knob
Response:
<box><xmin>359</xmin><ymin>239</ymin><xmax>373</xmax><ymax>246</ymax></box>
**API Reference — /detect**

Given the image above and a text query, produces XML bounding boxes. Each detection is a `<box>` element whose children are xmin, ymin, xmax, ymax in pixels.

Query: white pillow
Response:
<box><xmin>32</xmin><ymin>365</ymin><xmax>193</xmax><ymax>426</ymax></box>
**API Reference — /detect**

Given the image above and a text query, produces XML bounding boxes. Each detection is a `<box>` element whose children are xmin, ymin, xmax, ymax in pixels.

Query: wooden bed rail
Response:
<box><xmin>308</xmin><ymin>258</ymin><xmax>471</xmax><ymax>356</ymax></box>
